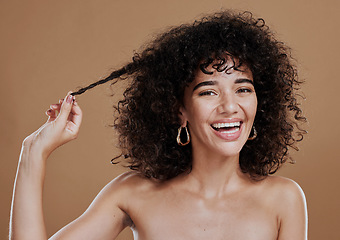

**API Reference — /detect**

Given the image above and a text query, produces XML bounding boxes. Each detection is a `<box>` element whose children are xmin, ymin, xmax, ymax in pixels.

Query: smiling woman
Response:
<box><xmin>10</xmin><ymin>10</ymin><xmax>307</xmax><ymax>240</ymax></box>
<box><xmin>180</xmin><ymin>59</ymin><xmax>257</xmax><ymax>160</ymax></box>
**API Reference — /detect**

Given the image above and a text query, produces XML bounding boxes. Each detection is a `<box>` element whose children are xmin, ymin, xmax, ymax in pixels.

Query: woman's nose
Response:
<box><xmin>217</xmin><ymin>93</ymin><xmax>239</xmax><ymax>114</ymax></box>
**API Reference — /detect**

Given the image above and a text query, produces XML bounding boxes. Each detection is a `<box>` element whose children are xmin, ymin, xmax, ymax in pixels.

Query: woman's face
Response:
<box><xmin>180</xmin><ymin>61</ymin><xmax>257</xmax><ymax>158</ymax></box>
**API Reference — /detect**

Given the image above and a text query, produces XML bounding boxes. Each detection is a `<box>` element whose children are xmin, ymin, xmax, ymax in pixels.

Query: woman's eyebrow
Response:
<box><xmin>235</xmin><ymin>78</ymin><xmax>254</xmax><ymax>85</ymax></box>
<box><xmin>193</xmin><ymin>80</ymin><xmax>217</xmax><ymax>91</ymax></box>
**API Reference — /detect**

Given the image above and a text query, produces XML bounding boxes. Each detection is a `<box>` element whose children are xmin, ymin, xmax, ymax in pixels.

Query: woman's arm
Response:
<box><xmin>10</xmin><ymin>93</ymin><xmax>82</xmax><ymax>239</ymax></box>
<box><xmin>49</xmin><ymin>173</ymin><xmax>133</xmax><ymax>239</ymax></box>
<box><xmin>9</xmin><ymin>92</ymin><xmax>131</xmax><ymax>240</ymax></box>
<box><xmin>276</xmin><ymin>178</ymin><xmax>308</xmax><ymax>240</ymax></box>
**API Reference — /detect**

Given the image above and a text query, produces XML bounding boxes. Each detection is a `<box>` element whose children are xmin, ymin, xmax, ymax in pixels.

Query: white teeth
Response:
<box><xmin>220</xmin><ymin>128</ymin><xmax>239</xmax><ymax>134</ymax></box>
<box><xmin>212</xmin><ymin>122</ymin><xmax>241</xmax><ymax>128</ymax></box>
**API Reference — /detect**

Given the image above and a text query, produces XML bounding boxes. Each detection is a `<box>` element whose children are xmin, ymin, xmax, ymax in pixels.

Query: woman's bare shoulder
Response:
<box><xmin>263</xmin><ymin>175</ymin><xmax>305</xmax><ymax>197</ymax></box>
<box><xmin>108</xmin><ymin>171</ymin><xmax>146</xmax><ymax>186</ymax></box>
<box><xmin>261</xmin><ymin>175</ymin><xmax>307</xmax><ymax>222</ymax></box>
<box><xmin>261</xmin><ymin>177</ymin><xmax>308</xmax><ymax>238</ymax></box>
<box><xmin>104</xmin><ymin>171</ymin><xmax>160</xmax><ymax>199</ymax></box>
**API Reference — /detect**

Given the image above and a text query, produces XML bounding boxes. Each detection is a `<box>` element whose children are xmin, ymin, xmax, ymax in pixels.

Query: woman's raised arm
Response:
<box><xmin>9</xmin><ymin>92</ymin><xmax>82</xmax><ymax>239</ymax></box>
<box><xmin>10</xmin><ymin>92</ymin><xmax>133</xmax><ymax>240</ymax></box>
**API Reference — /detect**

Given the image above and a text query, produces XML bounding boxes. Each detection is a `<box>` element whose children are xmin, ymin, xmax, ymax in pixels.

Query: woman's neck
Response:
<box><xmin>182</xmin><ymin>149</ymin><xmax>250</xmax><ymax>199</ymax></box>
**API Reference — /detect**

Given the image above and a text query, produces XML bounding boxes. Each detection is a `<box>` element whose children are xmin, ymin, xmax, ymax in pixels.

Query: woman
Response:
<box><xmin>10</xmin><ymin>10</ymin><xmax>308</xmax><ymax>239</ymax></box>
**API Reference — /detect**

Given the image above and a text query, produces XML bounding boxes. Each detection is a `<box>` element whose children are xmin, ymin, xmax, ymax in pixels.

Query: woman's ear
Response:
<box><xmin>178</xmin><ymin>105</ymin><xmax>188</xmax><ymax>127</ymax></box>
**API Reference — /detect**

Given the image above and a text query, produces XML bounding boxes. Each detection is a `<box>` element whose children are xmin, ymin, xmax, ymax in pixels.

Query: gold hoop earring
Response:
<box><xmin>248</xmin><ymin>126</ymin><xmax>257</xmax><ymax>140</ymax></box>
<box><xmin>177</xmin><ymin>126</ymin><xmax>190</xmax><ymax>146</ymax></box>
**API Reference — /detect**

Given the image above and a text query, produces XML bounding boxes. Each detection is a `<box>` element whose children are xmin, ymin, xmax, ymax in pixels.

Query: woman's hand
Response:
<box><xmin>23</xmin><ymin>92</ymin><xmax>82</xmax><ymax>159</ymax></box>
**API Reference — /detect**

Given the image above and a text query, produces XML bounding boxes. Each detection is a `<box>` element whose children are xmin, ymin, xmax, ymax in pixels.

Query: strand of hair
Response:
<box><xmin>71</xmin><ymin>67</ymin><xmax>128</xmax><ymax>96</ymax></box>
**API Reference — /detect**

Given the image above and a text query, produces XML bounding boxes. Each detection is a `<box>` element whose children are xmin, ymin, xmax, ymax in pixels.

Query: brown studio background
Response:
<box><xmin>1</xmin><ymin>0</ymin><xmax>339</xmax><ymax>239</ymax></box>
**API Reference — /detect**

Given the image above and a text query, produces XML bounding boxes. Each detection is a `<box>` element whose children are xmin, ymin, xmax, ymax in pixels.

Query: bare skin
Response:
<box><xmin>10</xmin><ymin>65</ymin><xmax>308</xmax><ymax>239</ymax></box>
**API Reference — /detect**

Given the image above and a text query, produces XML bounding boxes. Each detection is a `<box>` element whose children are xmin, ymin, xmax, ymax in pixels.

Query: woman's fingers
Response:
<box><xmin>63</xmin><ymin>99</ymin><xmax>82</xmax><ymax>136</ymax></box>
<box><xmin>69</xmin><ymin>99</ymin><xmax>82</xmax><ymax>127</ymax></box>
<box><xmin>45</xmin><ymin>109</ymin><xmax>53</xmax><ymax>116</ymax></box>
<box><xmin>56</xmin><ymin>92</ymin><xmax>75</xmax><ymax>124</ymax></box>
<box><xmin>50</xmin><ymin>103</ymin><xmax>61</xmax><ymax>110</ymax></box>
<box><xmin>45</xmin><ymin>103</ymin><xmax>61</xmax><ymax>122</ymax></box>
<box><xmin>46</xmin><ymin>99</ymin><xmax>61</xmax><ymax>113</ymax></box>
<box><xmin>44</xmin><ymin>92</ymin><xmax>82</xmax><ymax>133</ymax></box>
<box><xmin>52</xmin><ymin>92</ymin><xmax>83</xmax><ymax>139</ymax></box>
<box><xmin>45</xmin><ymin>109</ymin><xmax>56</xmax><ymax>120</ymax></box>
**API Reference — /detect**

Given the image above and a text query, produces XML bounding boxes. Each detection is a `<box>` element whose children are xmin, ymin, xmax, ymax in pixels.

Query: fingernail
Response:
<box><xmin>66</xmin><ymin>95</ymin><xmax>73</xmax><ymax>104</ymax></box>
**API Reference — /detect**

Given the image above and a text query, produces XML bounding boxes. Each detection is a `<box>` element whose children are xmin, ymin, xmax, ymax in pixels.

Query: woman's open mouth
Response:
<box><xmin>211</xmin><ymin>122</ymin><xmax>241</xmax><ymax>133</ymax></box>
<box><xmin>211</xmin><ymin>121</ymin><xmax>242</xmax><ymax>140</ymax></box>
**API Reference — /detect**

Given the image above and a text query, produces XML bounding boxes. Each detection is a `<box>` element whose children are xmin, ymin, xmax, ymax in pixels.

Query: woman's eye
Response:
<box><xmin>198</xmin><ymin>91</ymin><xmax>216</xmax><ymax>96</ymax></box>
<box><xmin>237</xmin><ymin>88</ymin><xmax>253</xmax><ymax>94</ymax></box>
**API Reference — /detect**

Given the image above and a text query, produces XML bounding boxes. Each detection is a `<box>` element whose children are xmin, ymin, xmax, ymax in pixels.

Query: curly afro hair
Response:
<box><xmin>72</xmin><ymin>10</ymin><xmax>306</xmax><ymax>180</ymax></box>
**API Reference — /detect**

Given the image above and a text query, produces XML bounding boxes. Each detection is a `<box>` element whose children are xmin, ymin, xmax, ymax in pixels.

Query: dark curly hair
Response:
<box><xmin>72</xmin><ymin>10</ymin><xmax>306</xmax><ymax>180</ymax></box>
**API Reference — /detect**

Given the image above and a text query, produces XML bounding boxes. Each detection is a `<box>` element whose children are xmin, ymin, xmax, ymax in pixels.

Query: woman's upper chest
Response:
<box><xmin>126</xmin><ymin>184</ymin><xmax>279</xmax><ymax>240</ymax></box>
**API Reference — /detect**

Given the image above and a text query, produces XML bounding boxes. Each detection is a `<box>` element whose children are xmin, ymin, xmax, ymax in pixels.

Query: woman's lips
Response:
<box><xmin>211</xmin><ymin>121</ymin><xmax>242</xmax><ymax>141</ymax></box>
